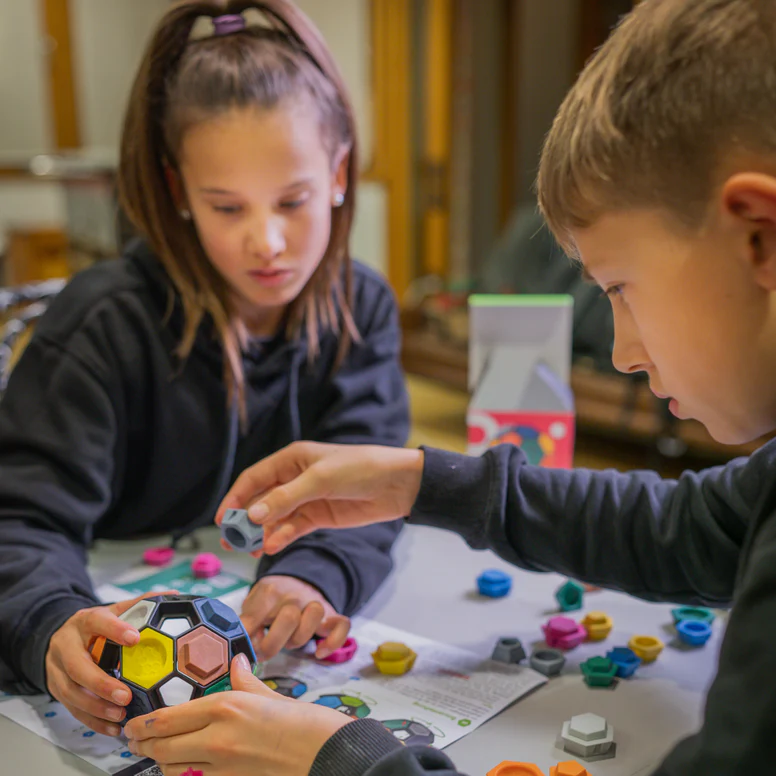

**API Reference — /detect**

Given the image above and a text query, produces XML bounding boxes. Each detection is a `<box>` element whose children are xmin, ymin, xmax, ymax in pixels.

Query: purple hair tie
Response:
<box><xmin>212</xmin><ymin>14</ymin><xmax>246</xmax><ymax>36</ymax></box>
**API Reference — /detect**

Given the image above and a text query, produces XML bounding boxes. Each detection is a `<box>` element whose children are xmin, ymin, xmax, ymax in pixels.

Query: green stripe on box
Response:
<box><xmin>469</xmin><ymin>294</ymin><xmax>573</xmax><ymax>307</ymax></box>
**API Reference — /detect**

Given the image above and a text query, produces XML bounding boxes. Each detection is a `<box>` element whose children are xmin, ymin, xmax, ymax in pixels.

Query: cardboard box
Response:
<box><xmin>468</xmin><ymin>295</ymin><xmax>575</xmax><ymax>467</ymax></box>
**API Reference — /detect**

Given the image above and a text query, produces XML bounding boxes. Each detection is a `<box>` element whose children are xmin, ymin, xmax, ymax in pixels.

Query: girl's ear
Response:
<box><xmin>164</xmin><ymin>161</ymin><xmax>187</xmax><ymax>211</ymax></box>
<box><xmin>331</xmin><ymin>144</ymin><xmax>351</xmax><ymax>201</ymax></box>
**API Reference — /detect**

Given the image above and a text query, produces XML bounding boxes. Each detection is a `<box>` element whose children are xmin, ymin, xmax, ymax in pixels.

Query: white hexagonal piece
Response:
<box><xmin>561</xmin><ymin>714</ymin><xmax>614</xmax><ymax>758</ymax></box>
<box><xmin>119</xmin><ymin>600</ymin><xmax>156</xmax><ymax>630</ymax></box>
<box><xmin>159</xmin><ymin>617</ymin><xmax>192</xmax><ymax>637</ymax></box>
<box><xmin>221</xmin><ymin>508</ymin><xmax>264</xmax><ymax>552</ymax></box>
<box><xmin>159</xmin><ymin>676</ymin><xmax>195</xmax><ymax>707</ymax></box>
<box><xmin>395</xmin><ymin>730</ymin><xmax>411</xmax><ymax>741</ymax></box>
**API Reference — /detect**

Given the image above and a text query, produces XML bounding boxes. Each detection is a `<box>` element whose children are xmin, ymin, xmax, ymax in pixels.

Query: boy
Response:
<box><xmin>124</xmin><ymin>0</ymin><xmax>776</xmax><ymax>773</ymax></box>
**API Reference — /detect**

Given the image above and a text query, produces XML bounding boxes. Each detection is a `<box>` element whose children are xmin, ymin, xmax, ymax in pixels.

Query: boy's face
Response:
<box><xmin>573</xmin><ymin>207</ymin><xmax>776</xmax><ymax>445</ymax></box>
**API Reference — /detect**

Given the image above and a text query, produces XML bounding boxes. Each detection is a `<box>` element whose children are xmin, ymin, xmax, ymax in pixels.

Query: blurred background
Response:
<box><xmin>0</xmin><ymin>0</ymin><xmax>765</xmax><ymax>474</ymax></box>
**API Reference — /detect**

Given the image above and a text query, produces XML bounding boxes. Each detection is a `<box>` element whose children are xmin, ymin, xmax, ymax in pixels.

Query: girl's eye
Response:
<box><xmin>280</xmin><ymin>199</ymin><xmax>306</xmax><ymax>210</ymax></box>
<box><xmin>213</xmin><ymin>205</ymin><xmax>242</xmax><ymax>215</ymax></box>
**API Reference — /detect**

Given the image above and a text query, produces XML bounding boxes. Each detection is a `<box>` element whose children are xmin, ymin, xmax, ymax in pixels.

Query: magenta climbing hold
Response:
<box><xmin>320</xmin><ymin>636</ymin><xmax>358</xmax><ymax>664</ymax></box>
<box><xmin>543</xmin><ymin>616</ymin><xmax>587</xmax><ymax>650</ymax></box>
<box><xmin>191</xmin><ymin>552</ymin><xmax>222</xmax><ymax>579</ymax></box>
<box><xmin>142</xmin><ymin>546</ymin><xmax>174</xmax><ymax>567</ymax></box>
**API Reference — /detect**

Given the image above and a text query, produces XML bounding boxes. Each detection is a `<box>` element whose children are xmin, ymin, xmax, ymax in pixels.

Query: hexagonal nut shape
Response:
<box><xmin>628</xmin><ymin>635</ymin><xmax>664</xmax><ymax>663</ymax></box>
<box><xmin>220</xmin><ymin>508</ymin><xmax>264</xmax><ymax>553</ymax></box>
<box><xmin>550</xmin><ymin>762</ymin><xmax>589</xmax><ymax>776</ymax></box>
<box><xmin>581</xmin><ymin>611</ymin><xmax>613</xmax><ymax>642</ymax></box>
<box><xmin>320</xmin><ymin>636</ymin><xmax>358</xmax><ymax>664</ymax></box>
<box><xmin>191</xmin><ymin>552</ymin><xmax>222</xmax><ymax>579</ymax></box>
<box><xmin>178</xmin><ymin>626</ymin><xmax>229</xmax><ymax>685</ymax></box>
<box><xmin>529</xmin><ymin>648</ymin><xmax>565</xmax><ymax>677</ymax></box>
<box><xmin>372</xmin><ymin>641</ymin><xmax>417</xmax><ymax>675</ymax></box>
<box><xmin>561</xmin><ymin>713</ymin><xmax>614</xmax><ymax>758</ymax></box>
<box><xmin>487</xmin><ymin>762</ymin><xmax>546</xmax><ymax>776</ymax></box>
<box><xmin>671</xmin><ymin>606</ymin><xmax>715</xmax><ymax>627</ymax></box>
<box><xmin>580</xmin><ymin>656</ymin><xmax>617</xmax><ymax>687</ymax></box>
<box><xmin>606</xmin><ymin>647</ymin><xmax>641</xmax><ymax>678</ymax></box>
<box><xmin>676</xmin><ymin>619</ymin><xmax>713</xmax><ymax>647</ymax></box>
<box><xmin>143</xmin><ymin>546</ymin><xmax>175</xmax><ymax>567</ymax></box>
<box><xmin>477</xmin><ymin>569</ymin><xmax>512</xmax><ymax>598</ymax></box>
<box><xmin>555</xmin><ymin>580</ymin><xmax>584</xmax><ymax>612</ymax></box>
<box><xmin>491</xmin><ymin>637</ymin><xmax>526</xmax><ymax>664</ymax></box>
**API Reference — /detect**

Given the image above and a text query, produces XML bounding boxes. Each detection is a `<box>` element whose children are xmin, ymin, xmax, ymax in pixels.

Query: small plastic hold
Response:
<box><xmin>543</xmin><ymin>616</ymin><xmax>587</xmax><ymax>650</ymax></box>
<box><xmin>580</xmin><ymin>656</ymin><xmax>618</xmax><ymax>687</ymax></box>
<box><xmin>372</xmin><ymin>641</ymin><xmax>417</xmax><ymax>675</ymax></box>
<box><xmin>676</xmin><ymin>619</ymin><xmax>713</xmax><ymax>647</ymax></box>
<box><xmin>191</xmin><ymin>552</ymin><xmax>222</xmax><ymax>579</ymax></box>
<box><xmin>143</xmin><ymin>546</ymin><xmax>175</xmax><ymax>567</ymax></box>
<box><xmin>581</xmin><ymin>611</ymin><xmax>613</xmax><ymax>642</ymax></box>
<box><xmin>671</xmin><ymin>606</ymin><xmax>715</xmax><ymax>627</ymax></box>
<box><xmin>487</xmin><ymin>763</ymin><xmax>546</xmax><ymax>776</ymax></box>
<box><xmin>628</xmin><ymin>635</ymin><xmax>664</xmax><ymax>663</ymax></box>
<box><xmin>320</xmin><ymin>637</ymin><xmax>358</xmax><ymax>664</ymax></box>
<box><xmin>491</xmin><ymin>637</ymin><xmax>526</xmax><ymax>664</ymax></box>
<box><xmin>550</xmin><ymin>762</ymin><xmax>590</xmax><ymax>776</ymax></box>
<box><xmin>606</xmin><ymin>647</ymin><xmax>641</xmax><ymax>678</ymax></box>
<box><xmin>529</xmin><ymin>648</ymin><xmax>566</xmax><ymax>677</ymax></box>
<box><xmin>555</xmin><ymin>580</ymin><xmax>585</xmax><ymax>612</ymax></box>
<box><xmin>561</xmin><ymin>713</ymin><xmax>615</xmax><ymax>758</ymax></box>
<box><xmin>477</xmin><ymin>569</ymin><xmax>513</xmax><ymax>598</ymax></box>
<box><xmin>220</xmin><ymin>508</ymin><xmax>265</xmax><ymax>553</ymax></box>
<box><xmin>121</xmin><ymin>628</ymin><xmax>174</xmax><ymax>690</ymax></box>
<box><xmin>178</xmin><ymin>626</ymin><xmax>229</xmax><ymax>684</ymax></box>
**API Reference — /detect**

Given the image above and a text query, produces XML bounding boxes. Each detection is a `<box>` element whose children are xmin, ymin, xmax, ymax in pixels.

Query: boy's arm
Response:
<box><xmin>256</xmin><ymin>278</ymin><xmax>410</xmax><ymax>614</ymax></box>
<box><xmin>310</xmin><ymin>719</ymin><xmax>468</xmax><ymax>776</ymax></box>
<box><xmin>411</xmin><ymin>444</ymin><xmax>761</xmax><ymax>605</ymax></box>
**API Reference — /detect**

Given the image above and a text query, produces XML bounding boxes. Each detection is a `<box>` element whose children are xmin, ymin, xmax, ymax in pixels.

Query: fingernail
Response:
<box><xmin>235</xmin><ymin>653</ymin><xmax>251</xmax><ymax>672</ymax></box>
<box><xmin>108</xmin><ymin>707</ymin><xmax>123</xmax><ymax>722</ymax></box>
<box><xmin>112</xmin><ymin>689</ymin><xmax>131</xmax><ymax>704</ymax></box>
<box><xmin>123</xmin><ymin>629</ymin><xmax>140</xmax><ymax>645</ymax></box>
<box><xmin>248</xmin><ymin>503</ymin><xmax>269</xmax><ymax>521</ymax></box>
<box><xmin>107</xmin><ymin>725</ymin><xmax>121</xmax><ymax>737</ymax></box>
<box><xmin>316</xmin><ymin>647</ymin><xmax>332</xmax><ymax>660</ymax></box>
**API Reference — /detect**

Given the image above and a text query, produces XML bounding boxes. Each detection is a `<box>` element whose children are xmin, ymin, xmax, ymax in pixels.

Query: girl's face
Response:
<box><xmin>178</xmin><ymin>101</ymin><xmax>347</xmax><ymax>335</ymax></box>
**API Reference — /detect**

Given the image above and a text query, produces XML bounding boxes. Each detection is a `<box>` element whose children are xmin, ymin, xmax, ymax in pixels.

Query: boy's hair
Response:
<box><xmin>537</xmin><ymin>0</ymin><xmax>776</xmax><ymax>256</ymax></box>
<box><xmin>118</xmin><ymin>0</ymin><xmax>358</xmax><ymax>416</ymax></box>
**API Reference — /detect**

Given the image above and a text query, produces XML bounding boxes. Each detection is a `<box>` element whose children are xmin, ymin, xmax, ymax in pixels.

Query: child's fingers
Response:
<box><xmin>315</xmin><ymin>615</ymin><xmax>351</xmax><ymax>659</ymax></box>
<box><xmin>257</xmin><ymin>605</ymin><xmax>304</xmax><ymax>660</ymax></box>
<box><xmin>125</xmin><ymin>698</ymin><xmax>214</xmax><ymax>742</ymax></box>
<box><xmin>286</xmin><ymin>601</ymin><xmax>325</xmax><ymax>650</ymax></box>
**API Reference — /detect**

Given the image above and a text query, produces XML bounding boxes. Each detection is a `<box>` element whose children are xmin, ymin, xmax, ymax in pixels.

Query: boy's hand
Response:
<box><xmin>217</xmin><ymin>442</ymin><xmax>424</xmax><ymax>555</ymax></box>
<box><xmin>45</xmin><ymin>591</ymin><xmax>177</xmax><ymax>736</ymax></box>
<box><xmin>240</xmin><ymin>575</ymin><xmax>350</xmax><ymax>660</ymax></box>
<box><xmin>124</xmin><ymin>654</ymin><xmax>350</xmax><ymax>776</ymax></box>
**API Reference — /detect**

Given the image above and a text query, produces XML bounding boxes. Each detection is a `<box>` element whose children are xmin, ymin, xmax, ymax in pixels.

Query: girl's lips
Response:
<box><xmin>247</xmin><ymin>268</ymin><xmax>293</xmax><ymax>288</ymax></box>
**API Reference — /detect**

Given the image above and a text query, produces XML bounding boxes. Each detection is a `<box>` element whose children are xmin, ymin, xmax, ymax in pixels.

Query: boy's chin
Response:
<box><xmin>701</xmin><ymin>415</ymin><xmax>766</xmax><ymax>447</ymax></box>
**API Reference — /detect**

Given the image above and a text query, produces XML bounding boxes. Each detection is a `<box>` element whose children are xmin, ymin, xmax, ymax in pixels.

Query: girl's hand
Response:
<box><xmin>240</xmin><ymin>575</ymin><xmax>350</xmax><ymax>660</ymax></box>
<box><xmin>45</xmin><ymin>591</ymin><xmax>177</xmax><ymax>736</ymax></box>
<box><xmin>217</xmin><ymin>442</ymin><xmax>424</xmax><ymax>555</ymax></box>
<box><xmin>124</xmin><ymin>654</ymin><xmax>351</xmax><ymax>776</ymax></box>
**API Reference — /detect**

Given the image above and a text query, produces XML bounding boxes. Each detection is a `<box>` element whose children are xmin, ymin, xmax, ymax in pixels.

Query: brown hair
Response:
<box><xmin>118</xmin><ymin>0</ymin><xmax>358</xmax><ymax>417</ymax></box>
<box><xmin>537</xmin><ymin>0</ymin><xmax>776</xmax><ymax>256</ymax></box>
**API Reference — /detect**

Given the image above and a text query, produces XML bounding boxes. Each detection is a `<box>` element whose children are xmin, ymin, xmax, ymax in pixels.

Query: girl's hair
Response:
<box><xmin>118</xmin><ymin>0</ymin><xmax>358</xmax><ymax>416</ymax></box>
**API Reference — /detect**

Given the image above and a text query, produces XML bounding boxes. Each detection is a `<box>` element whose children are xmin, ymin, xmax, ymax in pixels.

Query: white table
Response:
<box><xmin>1</xmin><ymin>524</ymin><xmax>720</xmax><ymax>775</ymax></box>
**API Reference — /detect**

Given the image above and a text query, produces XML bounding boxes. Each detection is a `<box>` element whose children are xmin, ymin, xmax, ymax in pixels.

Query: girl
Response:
<box><xmin>0</xmin><ymin>0</ymin><xmax>408</xmax><ymax>739</ymax></box>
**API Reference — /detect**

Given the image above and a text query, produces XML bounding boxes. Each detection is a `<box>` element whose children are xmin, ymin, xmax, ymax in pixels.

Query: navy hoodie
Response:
<box><xmin>0</xmin><ymin>239</ymin><xmax>409</xmax><ymax>695</ymax></box>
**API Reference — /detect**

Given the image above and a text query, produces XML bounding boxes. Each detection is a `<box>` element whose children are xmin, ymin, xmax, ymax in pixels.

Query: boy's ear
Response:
<box><xmin>722</xmin><ymin>172</ymin><xmax>776</xmax><ymax>291</ymax></box>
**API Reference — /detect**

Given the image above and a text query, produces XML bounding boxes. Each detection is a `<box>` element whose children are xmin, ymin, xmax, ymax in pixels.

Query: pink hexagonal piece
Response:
<box><xmin>320</xmin><ymin>637</ymin><xmax>358</xmax><ymax>664</ymax></box>
<box><xmin>543</xmin><ymin>616</ymin><xmax>587</xmax><ymax>650</ymax></box>
<box><xmin>178</xmin><ymin>626</ymin><xmax>229</xmax><ymax>685</ymax></box>
<box><xmin>143</xmin><ymin>546</ymin><xmax>175</xmax><ymax>567</ymax></box>
<box><xmin>191</xmin><ymin>552</ymin><xmax>222</xmax><ymax>579</ymax></box>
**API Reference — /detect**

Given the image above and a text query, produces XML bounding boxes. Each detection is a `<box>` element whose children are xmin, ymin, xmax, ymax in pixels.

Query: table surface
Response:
<box><xmin>1</xmin><ymin>524</ymin><xmax>721</xmax><ymax>776</ymax></box>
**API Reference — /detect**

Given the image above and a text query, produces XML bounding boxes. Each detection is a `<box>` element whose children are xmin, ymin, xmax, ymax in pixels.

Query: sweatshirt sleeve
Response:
<box><xmin>0</xmin><ymin>335</ymin><xmax>119</xmax><ymax>694</ymax></box>
<box><xmin>256</xmin><ymin>272</ymin><xmax>409</xmax><ymax>614</ymax></box>
<box><xmin>409</xmin><ymin>444</ymin><xmax>762</xmax><ymax>605</ymax></box>
<box><xmin>310</xmin><ymin>720</ymin><xmax>467</xmax><ymax>776</ymax></box>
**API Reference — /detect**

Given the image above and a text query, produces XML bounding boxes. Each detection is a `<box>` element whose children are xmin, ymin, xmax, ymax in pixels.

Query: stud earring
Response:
<box><xmin>332</xmin><ymin>192</ymin><xmax>345</xmax><ymax>207</ymax></box>
<box><xmin>180</xmin><ymin>208</ymin><xmax>192</xmax><ymax>220</ymax></box>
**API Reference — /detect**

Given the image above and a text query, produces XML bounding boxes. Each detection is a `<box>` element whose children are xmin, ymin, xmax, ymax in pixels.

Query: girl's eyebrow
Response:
<box><xmin>200</xmin><ymin>178</ymin><xmax>315</xmax><ymax>196</ymax></box>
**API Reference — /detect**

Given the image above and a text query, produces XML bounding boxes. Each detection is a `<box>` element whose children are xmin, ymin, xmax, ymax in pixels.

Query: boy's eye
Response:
<box><xmin>604</xmin><ymin>284</ymin><xmax>625</xmax><ymax>299</ymax></box>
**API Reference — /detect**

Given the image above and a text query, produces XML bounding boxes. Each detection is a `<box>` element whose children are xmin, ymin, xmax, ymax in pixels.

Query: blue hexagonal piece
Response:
<box><xmin>476</xmin><ymin>569</ymin><xmax>512</xmax><ymax>598</ymax></box>
<box><xmin>221</xmin><ymin>508</ymin><xmax>264</xmax><ymax>552</ymax></box>
<box><xmin>606</xmin><ymin>646</ymin><xmax>641</xmax><ymax>678</ymax></box>
<box><xmin>676</xmin><ymin>619</ymin><xmax>713</xmax><ymax>647</ymax></box>
<box><xmin>195</xmin><ymin>597</ymin><xmax>243</xmax><ymax>638</ymax></box>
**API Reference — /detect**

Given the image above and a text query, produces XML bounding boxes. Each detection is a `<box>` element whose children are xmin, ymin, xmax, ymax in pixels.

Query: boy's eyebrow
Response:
<box><xmin>199</xmin><ymin>178</ymin><xmax>315</xmax><ymax>195</ymax></box>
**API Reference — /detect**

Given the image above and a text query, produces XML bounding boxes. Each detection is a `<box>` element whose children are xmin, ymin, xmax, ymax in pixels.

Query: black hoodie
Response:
<box><xmin>0</xmin><ymin>239</ymin><xmax>409</xmax><ymax>695</ymax></box>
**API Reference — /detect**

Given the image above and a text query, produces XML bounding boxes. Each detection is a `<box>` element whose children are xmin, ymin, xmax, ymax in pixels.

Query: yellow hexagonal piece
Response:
<box><xmin>372</xmin><ymin>641</ymin><xmax>417</xmax><ymax>675</ymax></box>
<box><xmin>581</xmin><ymin>611</ymin><xmax>613</xmax><ymax>641</ymax></box>
<box><xmin>122</xmin><ymin>628</ymin><xmax>174</xmax><ymax>689</ymax></box>
<box><xmin>628</xmin><ymin>634</ymin><xmax>664</xmax><ymax>663</ymax></box>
